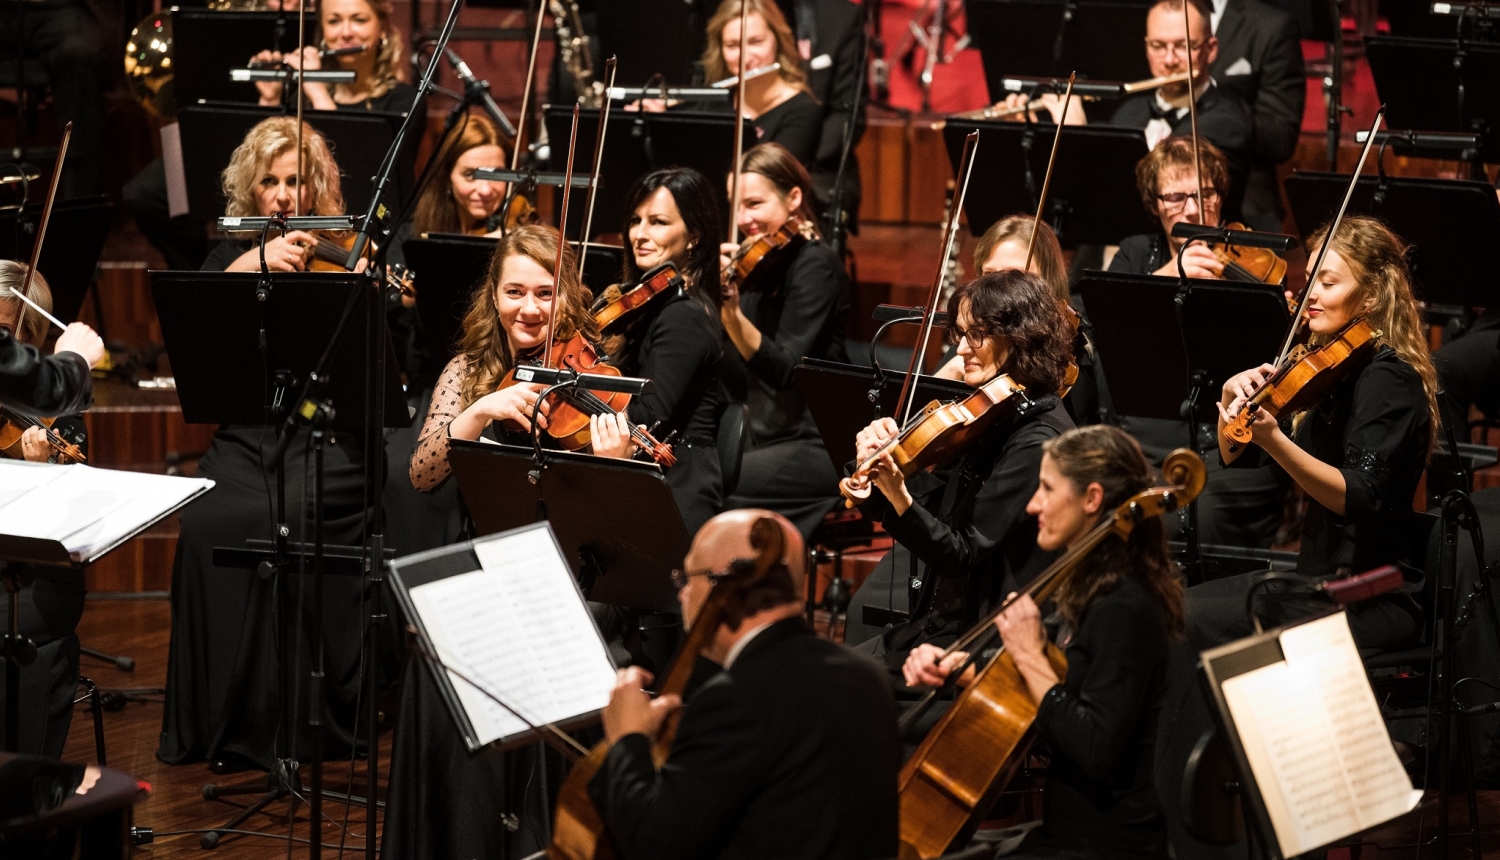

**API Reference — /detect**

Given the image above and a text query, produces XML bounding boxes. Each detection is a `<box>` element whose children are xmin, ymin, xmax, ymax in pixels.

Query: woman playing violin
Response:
<box><xmin>717</xmin><ymin>143</ymin><xmax>849</xmax><ymax>539</ymax></box>
<box><xmin>1107</xmin><ymin>136</ymin><xmax>1230</xmax><ymax>280</ymax></box>
<box><xmin>250</xmin><ymin>0</ymin><xmax>416</xmax><ymax>113</ymax></box>
<box><xmin>844</xmin><ymin>271</ymin><xmax>1076</xmax><ymax>671</ymax></box>
<box><xmin>0</xmin><ymin>263</ymin><xmax>87</xmax><ymax>463</ymax></box>
<box><xmin>905</xmin><ymin>424</ymin><xmax>1180</xmax><ymax>860</ymax></box>
<box><xmin>409</xmin><ymin>224</ymin><xmax>638</xmax><ymax>494</ymax></box>
<box><xmin>408</xmin><ymin>113</ymin><xmax>510</xmax><ymax>239</ymax></box>
<box><xmin>1206</xmin><ymin>215</ymin><xmax>1440</xmax><ymax>649</ymax></box>
<box><xmin>609</xmin><ymin>167</ymin><xmax>727</xmax><ymax>537</ymax></box>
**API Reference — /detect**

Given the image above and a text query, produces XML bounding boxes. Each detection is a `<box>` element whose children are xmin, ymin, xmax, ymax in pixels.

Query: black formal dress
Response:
<box><xmin>0</xmin><ymin>331</ymin><xmax>90</xmax><ymax>415</ymax></box>
<box><xmin>722</xmin><ymin>239</ymin><xmax>849</xmax><ymax>539</ymax></box>
<box><xmin>1209</xmin><ymin>0</ymin><xmax>1306</xmax><ymax>232</ymax></box>
<box><xmin>589</xmin><ymin>616</ymin><xmax>901</xmax><ymax>860</ymax></box>
<box><xmin>614</xmin><ymin>290</ymin><xmax>725</xmax><ymax>538</ymax></box>
<box><xmin>1010</xmin><ymin>574</ymin><xmax>1173</xmax><ymax>860</ymax></box>
<box><xmin>1109</xmin><ymin>83</ymin><xmax>1254</xmax><ymax>222</ymax></box>
<box><xmin>1434</xmin><ymin>311</ymin><xmax>1500</xmax><ymax>434</ymax></box>
<box><xmin>1104</xmin><ymin>234</ymin><xmax>1283</xmax><ymax>550</ymax></box>
<box><xmin>782</xmin><ymin>0</ymin><xmax>865</xmax><ymax>220</ymax></box>
<box><xmin>845</xmin><ymin>396</ymin><xmax>1074</xmax><ymax>666</ymax></box>
<box><xmin>158</xmin><ymin>253</ymin><xmax>377</xmax><ymax>768</ymax></box>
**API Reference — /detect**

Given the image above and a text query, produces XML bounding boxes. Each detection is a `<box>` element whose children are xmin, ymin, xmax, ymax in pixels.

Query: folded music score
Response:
<box><xmin>1210</xmin><ymin>612</ymin><xmax>1422</xmax><ymax>858</ymax></box>
<box><xmin>395</xmin><ymin>522</ymin><xmax>618</xmax><ymax>750</ymax></box>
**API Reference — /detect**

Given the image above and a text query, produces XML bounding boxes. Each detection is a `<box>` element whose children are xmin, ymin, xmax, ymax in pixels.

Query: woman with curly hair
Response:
<box><xmin>844</xmin><ymin>269</ymin><xmax>1078</xmax><ymax>672</ymax></box>
<box><xmin>250</xmin><ymin>0</ymin><xmax>416</xmax><ymax>112</ymax></box>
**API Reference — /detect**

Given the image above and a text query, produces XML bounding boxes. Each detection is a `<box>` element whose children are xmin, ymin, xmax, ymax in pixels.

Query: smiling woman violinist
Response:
<box><xmin>408</xmin><ymin>113</ymin><xmax>509</xmax><ymax>238</ymax></box>
<box><xmin>843</xmin><ymin>270</ymin><xmax>1076</xmax><ymax>682</ymax></box>
<box><xmin>717</xmin><ymin>143</ymin><xmax>849</xmax><ymax>539</ymax></box>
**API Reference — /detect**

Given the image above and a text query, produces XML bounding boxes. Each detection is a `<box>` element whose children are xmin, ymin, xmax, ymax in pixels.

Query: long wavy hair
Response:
<box><xmin>221</xmin><ymin>116</ymin><xmax>344</xmax><ymax>217</ymax></box>
<box><xmin>621</xmin><ymin>167</ymin><xmax>725</xmax><ymax>316</ymax></box>
<box><xmin>1044</xmin><ymin>425</ymin><xmax>1185</xmax><ymax>637</ymax></box>
<box><xmin>324</xmin><ymin>0</ymin><xmax>405</xmax><ymax>100</ymax></box>
<box><xmin>1304</xmin><ymin>216</ymin><xmax>1440</xmax><ymax>458</ymax></box>
<box><xmin>454</xmin><ymin>225</ymin><xmax>600</xmax><ymax>409</ymax></box>
<box><xmin>412</xmin><ymin>112</ymin><xmax>505</xmax><ymax>235</ymax></box>
<box><xmin>0</xmin><ymin>261</ymin><xmax>52</xmax><ymax>346</ymax></box>
<box><xmin>700</xmin><ymin>0</ymin><xmax>809</xmax><ymax>93</ymax></box>
<box><xmin>739</xmin><ymin>142</ymin><xmax>821</xmax><ymax>235</ymax></box>
<box><xmin>947</xmin><ymin>270</ymin><xmax>1076</xmax><ymax>396</ymax></box>
<box><xmin>971</xmin><ymin>215</ymin><xmax>1067</xmax><ymax>303</ymax></box>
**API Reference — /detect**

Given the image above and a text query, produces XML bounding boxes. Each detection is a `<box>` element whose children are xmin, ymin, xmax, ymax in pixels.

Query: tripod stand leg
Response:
<box><xmin>198</xmin><ymin>785</ymin><xmax>289</xmax><ymax>849</ymax></box>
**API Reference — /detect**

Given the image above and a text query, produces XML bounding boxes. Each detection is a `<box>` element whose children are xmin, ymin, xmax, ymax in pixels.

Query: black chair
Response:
<box><xmin>716</xmin><ymin>402</ymin><xmax>748</xmax><ymax>498</ymax></box>
<box><xmin>72</xmin><ymin>677</ymin><xmax>104</xmax><ymax>766</ymax></box>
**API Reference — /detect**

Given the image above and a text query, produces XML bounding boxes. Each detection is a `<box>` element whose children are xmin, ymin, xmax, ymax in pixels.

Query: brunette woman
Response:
<box><xmin>843</xmin><ymin>270</ymin><xmax>1077</xmax><ymax>664</ymax></box>
<box><xmin>717</xmin><ymin>143</ymin><xmax>848</xmax><ymax>539</ymax></box>
<box><xmin>907</xmin><ymin>424</ymin><xmax>1180</xmax><ymax>859</ymax></box>
<box><xmin>408</xmin><ymin>112</ymin><xmax>509</xmax><ymax>238</ymax></box>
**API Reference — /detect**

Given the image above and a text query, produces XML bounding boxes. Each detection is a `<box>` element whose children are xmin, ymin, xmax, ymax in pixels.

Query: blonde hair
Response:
<box><xmin>1304</xmin><ymin>215</ymin><xmax>1441</xmax><ymax>458</ymax></box>
<box><xmin>701</xmin><ymin>0</ymin><xmax>809</xmax><ymax>93</ymax></box>
<box><xmin>323</xmin><ymin>0</ymin><xmax>405</xmax><ymax>100</ymax></box>
<box><xmin>413</xmin><ymin>112</ymin><xmax>506</xmax><ymax>235</ymax></box>
<box><xmin>972</xmin><ymin>216</ymin><xmax>1068</xmax><ymax>303</ymax></box>
<box><xmin>221</xmin><ymin>116</ymin><xmax>344</xmax><ymax>218</ymax></box>
<box><xmin>455</xmin><ymin>225</ymin><xmax>602</xmax><ymax>409</ymax></box>
<box><xmin>0</xmin><ymin>261</ymin><xmax>52</xmax><ymax>346</ymax></box>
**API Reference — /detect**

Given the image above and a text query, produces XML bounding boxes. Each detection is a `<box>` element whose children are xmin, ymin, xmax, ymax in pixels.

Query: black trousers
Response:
<box><xmin>1434</xmin><ymin>320</ymin><xmax>1500</xmax><ymax>431</ymax></box>
<box><xmin>0</xmin><ymin>566</ymin><xmax>85</xmax><ymax>759</ymax></box>
<box><xmin>723</xmin><ymin>436</ymin><xmax>841</xmax><ymax>541</ymax></box>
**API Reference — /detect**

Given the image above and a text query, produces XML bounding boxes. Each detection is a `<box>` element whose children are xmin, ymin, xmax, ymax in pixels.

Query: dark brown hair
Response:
<box><xmin>739</xmin><ymin>142</ymin><xmax>820</xmax><ymax>234</ymax></box>
<box><xmin>1043</xmin><ymin>425</ymin><xmax>1184</xmax><ymax>636</ymax></box>
<box><xmin>971</xmin><ymin>215</ymin><xmax>1068</xmax><ymax>303</ymax></box>
<box><xmin>1134</xmin><ymin>135</ymin><xmax>1228</xmax><ymax>216</ymax></box>
<box><xmin>947</xmin><ymin>269</ymin><xmax>1076</xmax><ymax>396</ymax></box>
<box><xmin>412</xmin><ymin>112</ymin><xmax>505</xmax><ymax>236</ymax></box>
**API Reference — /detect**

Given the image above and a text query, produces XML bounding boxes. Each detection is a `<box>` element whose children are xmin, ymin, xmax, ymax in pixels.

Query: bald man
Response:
<box><xmin>588</xmin><ymin>510</ymin><xmax>900</xmax><ymax>860</ymax></box>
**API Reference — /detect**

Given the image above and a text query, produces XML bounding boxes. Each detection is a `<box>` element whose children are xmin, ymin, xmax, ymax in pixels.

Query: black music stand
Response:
<box><xmin>596</xmin><ymin>0</ymin><xmax>707</xmax><ymax>86</ymax></box>
<box><xmin>940</xmin><ymin>120</ymin><xmax>1157</xmax><ymax>246</ymax></box>
<box><xmin>0</xmin><ymin>197</ymin><xmax>111</xmax><ymax>324</ymax></box>
<box><xmin>1365</xmin><ymin>35</ymin><xmax>1500</xmax><ymax>164</ymax></box>
<box><xmin>447</xmin><ymin>439</ymin><xmax>688</xmax><ymax>614</ymax></box>
<box><xmin>793</xmin><ymin>357</ymin><xmax>972</xmax><ymax>475</ymax></box>
<box><xmin>964</xmin><ymin>0</ymin><xmax>1154</xmax><ymax>101</ymax></box>
<box><xmin>177</xmin><ymin>105</ymin><xmax>416</xmax><ymax>222</ymax></box>
<box><xmin>171</xmin><ymin>8</ymin><xmax>308</xmax><ymax>108</ymax></box>
<box><xmin>1284</xmin><ymin>172</ymin><xmax>1500</xmax><ymax>309</ymax></box>
<box><xmin>543</xmin><ymin>106</ymin><xmax>751</xmax><ymax>242</ymax></box>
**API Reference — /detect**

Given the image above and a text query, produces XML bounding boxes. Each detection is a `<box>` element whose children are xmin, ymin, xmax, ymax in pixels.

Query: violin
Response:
<box><xmin>1207</xmin><ymin>222</ymin><xmax>1288</xmax><ymax>285</ymax></box>
<box><xmin>0</xmin><ymin>406</ymin><xmax>85</xmax><ymax>464</ymax></box>
<box><xmin>306</xmin><ymin>230</ymin><xmax>416</xmax><ymax>298</ymax></box>
<box><xmin>590</xmin><ymin>263</ymin><xmax>685</xmax><ymax>334</ymax></box>
<box><xmin>896</xmin><ymin>449</ymin><xmax>1206</xmax><ymax>858</ymax></box>
<box><xmin>1221</xmin><ymin>317</ymin><xmax>1379</xmax><ymax>453</ymax></box>
<box><xmin>839</xmin><ymin>373</ymin><xmax>1031</xmax><ymax>507</ymax></box>
<box><xmin>720</xmin><ymin>217</ymin><xmax>809</xmax><ymax>295</ymax></box>
<box><xmin>498</xmin><ymin>334</ymin><xmax>676</xmax><ymax>465</ymax></box>
<box><xmin>548</xmin><ymin>515</ymin><xmax>789</xmax><ymax>860</ymax></box>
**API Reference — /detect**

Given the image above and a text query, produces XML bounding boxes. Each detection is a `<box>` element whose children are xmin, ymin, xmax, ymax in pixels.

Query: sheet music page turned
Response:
<box><xmin>407</xmin><ymin>524</ymin><xmax>616</xmax><ymax>748</ymax></box>
<box><xmin>1220</xmin><ymin>612</ymin><xmax>1422</xmax><ymax>857</ymax></box>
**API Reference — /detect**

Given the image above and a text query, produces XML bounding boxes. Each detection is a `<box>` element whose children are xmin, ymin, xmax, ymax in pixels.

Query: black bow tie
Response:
<box><xmin>1149</xmin><ymin>101</ymin><xmax>1178</xmax><ymax>121</ymax></box>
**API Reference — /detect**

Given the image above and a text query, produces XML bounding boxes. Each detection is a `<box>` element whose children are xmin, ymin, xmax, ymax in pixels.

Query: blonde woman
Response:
<box><xmin>250</xmin><ymin>0</ymin><xmax>415</xmax><ymax>112</ymax></box>
<box><xmin>207</xmin><ymin>116</ymin><xmax>345</xmax><ymax>273</ymax></box>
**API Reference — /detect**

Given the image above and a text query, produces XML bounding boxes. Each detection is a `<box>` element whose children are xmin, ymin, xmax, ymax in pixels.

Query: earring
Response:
<box><xmin>380</xmin><ymin>35</ymin><xmax>389</xmax><ymax>50</ymax></box>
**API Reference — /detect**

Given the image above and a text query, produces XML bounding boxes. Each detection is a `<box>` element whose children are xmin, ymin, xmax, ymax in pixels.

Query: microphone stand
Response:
<box><xmin>825</xmin><ymin>0</ymin><xmax>874</xmax><ymax>258</ymax></box>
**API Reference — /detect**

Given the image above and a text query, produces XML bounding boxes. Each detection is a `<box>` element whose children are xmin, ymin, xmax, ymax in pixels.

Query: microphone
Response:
<box><xmin>1319</xmin><ymin>565</ymin><xmax>1404</xmax><ymax>605</ymax></box>
<box><xmin>443</xmin><ymin>47</ymin><xmax>518</xmax><ymax>138</ymax></box>
<box><xmin>1170</xmin><ymin>222</ymin><xmax>1298</xmax><ymax>251</ymax></box>
<box><xmin>512</xmin><ymin>366</ymin><xmax>654</xmax><ymax>396</ymax></box>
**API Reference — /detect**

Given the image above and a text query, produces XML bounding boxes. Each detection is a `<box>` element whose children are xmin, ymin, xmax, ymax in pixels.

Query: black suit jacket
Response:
<box><xmin>0</xmin><ymin>331</ymin><xmax>92</xmax><ymax>416</ymax></box>
<box><xmin>778</xmin><ymin>0</ymin><xmax>865</xmax><ymax>217</ymax></box>
<box><xmin>1210</xmin><ymin>0</ymin><xmax>1306</xmax><ymax>229</ymax></box>
<box><xmin>589</xmin><ymin>616</ymin><xmax>901</xmax><ymax>860</ymax></box>
<box><xmin>1110</xmin><ymin>84</ymin><xmax>1254</xmax><ymax>222</ymax></box>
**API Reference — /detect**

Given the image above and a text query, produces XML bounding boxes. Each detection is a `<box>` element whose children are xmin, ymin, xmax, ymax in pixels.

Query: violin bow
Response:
<box><xmin>1275</xmin><ymin>107</ymin><xmax>1384</xmax><ymax>365</ymax></box>
<box><xmin>577</xmin><ymin>56</ymin><xmax>618</xmax><ymax>281</ymax></box>
<box><xmin>511</xmin><ymin>0</ymin><xmax>549</xmax><ymax>173</ymax></box>
<box><xmin>544</xmin><ymin>104</ymin><xmax>582</xmax><ymax>368</ymax></box>
<box><xmin>1182</xmin><ymin>3</ymin><xmax>1205</xmax><ymax>222</ymax></box>
<box><xmin>894</xmin><ymin>130</ymin><xmax>979</xmax><ymax>428</ymax></box>
<box><xmin>11</xmin><ymin>123</ymin><xmax>72</xmax><ymax>335</ymax></box>
<box><xmin>1023</xmin><ymin>72</ymin><xmax>1075</xmax><ymax>271</ymax></box>
<box><xmin>727</xmin><ymin>0</ymin><xmax>751</xmax><ymax>246</ymax></box>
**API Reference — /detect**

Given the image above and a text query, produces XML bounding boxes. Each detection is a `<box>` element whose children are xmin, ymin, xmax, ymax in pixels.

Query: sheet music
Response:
<box><xmin>0</xmin><ymin>462</ymin><xmax>214</xmax><ymax>561</ymax></box>
<box><xmin>408</xmin><ymin>524</ymin><xmax>616</xmax><ymax>748</ymax></box>
<box><xmin>1221</xmin><ymin>613</ymin><xmax>1421</xmax><ymax>857</ymax></box>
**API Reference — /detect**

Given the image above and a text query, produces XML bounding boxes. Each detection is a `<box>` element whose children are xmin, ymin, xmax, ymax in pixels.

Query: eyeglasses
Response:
<box><xmin>947</xmin><ymin>325</ymin><xmax>991</xmax><ymax>349</ymax></box>
<box><xmin>1156</xmin><ymin>189</ymin><xmax>1219</xmax><ymax>210</ymax></box>
<box><xmin>670</xmin><ymin>567</ymin><xmax>721</xmax><ymax>589</ymax></box>
<box><xmin>1144</xmin><ymin>38</ymin><xmax>1201</xmax><ymax>55</ymax></box>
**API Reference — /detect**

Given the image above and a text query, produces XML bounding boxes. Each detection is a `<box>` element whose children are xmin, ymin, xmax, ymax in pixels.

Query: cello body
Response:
<box><xmin>897</xmin><ymin>644</ymin><xmax>1069</xmax><ymax>859</ymax></box>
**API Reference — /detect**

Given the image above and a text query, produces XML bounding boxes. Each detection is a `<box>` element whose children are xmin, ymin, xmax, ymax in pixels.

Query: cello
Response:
<box><xmin>895</xmin><ymin>449</ymin><xmax>1207</xmax><ymax>859</ymax></box>
<box><xmin>547</xmin><ymin>515</ymin><xmax>790</xmax><ymax>860</ymax></box>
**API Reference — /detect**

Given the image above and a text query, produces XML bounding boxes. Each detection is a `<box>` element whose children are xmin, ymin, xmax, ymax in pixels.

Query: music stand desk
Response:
<box><xmin>448</xmin><ymin>439</ymin><xmax>689</xmax><ymax>613</ymax></box>
<box><xmin>1365</xmin><ymin>35</ymin><xmax>1500</xmax><ymax>160</ymax></box>
<box><xmin>171</xmin><ymin>8</ymin><xmax>310</xmax><ymax>108</ymax></box>
<box><xmin>966</xmin><ymin>0</ymin><xmax>1154</xmax><ymax>103</ymax></box>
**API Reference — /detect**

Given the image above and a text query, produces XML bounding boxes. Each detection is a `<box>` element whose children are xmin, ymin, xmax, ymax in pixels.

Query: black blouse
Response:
<box><xmin>336</xmin><ymin>81</ymin><xmax>421</xmax><ymax>115</ymax></box>
<box><xmin>721</xmin><ymin>239</ymin><xmax>849</xmax><ymax>446</ymax></box>
<box><xmin>751</xmin><ymin>91</ymin><xmax>822</xmax><ymax>167</ymax></box>
<box><xmin>614</xmin><ymin>292</ymin><xmax>724</xmax><ymax>445</ymax></box>
<box><xmin>1035</xmin><ymin>573</ymin><xmax>1172</xmax><ymax>859</ymax></box>
<box><xmin>1228</xmin><ymin>347</ymin><xmax>1430</xmax><ymax>579</ymax></box>
<box><xmin>858</xmin><ymin>395</ymin><xmax>1075</xmax><ymax>666</ymax></box>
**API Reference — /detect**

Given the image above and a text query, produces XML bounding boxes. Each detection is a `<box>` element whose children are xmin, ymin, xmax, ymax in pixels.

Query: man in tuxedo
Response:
<box><xmin>1208</xmin><ymin>0</ymin><xmax>1306</xmax><ymax>231</ymax></box>
<box><xmin>588</xmin><ymin>509</ymin><xmax>901</xmax><ymax>860</ymax></box>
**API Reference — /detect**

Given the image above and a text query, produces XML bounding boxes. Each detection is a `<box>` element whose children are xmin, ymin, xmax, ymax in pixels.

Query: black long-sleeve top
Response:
<box><xmin>1226</xmin><ymin>346</ymin><xmax>1430</xmax><ymax>580</ymax></box>
<box><xmin>614</xmin><ymin>292</ymin><xmax>724</xmax><ymax>445</ymax></box>
<box><xmin>0</xmin><ymin>331</ymin><xmax>91</xmax><ymax>417</ymax></box>
<box><xmin>1034</xmin><ymin>573</ymin><xmax>1172</xmax><ymax>859</ymax></box>
<box><xmin>722</xmin><ymin>239</ymin><xmax>848</xmax><ymax>446</ymax></box>
<box><xmin>859</xmin><ymin>395</ymin><xmax>1074</xmax><ymax>667</ymax></box>
<box><xmin>692</xmin><ymin>90</ymin><xmax>823</xmax><ymax>169</ymax></box>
